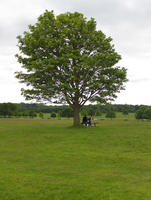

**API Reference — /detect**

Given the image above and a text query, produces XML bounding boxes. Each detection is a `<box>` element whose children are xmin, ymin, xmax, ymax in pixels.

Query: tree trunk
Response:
<box><xmin>73</xmin><ymin>105</ymin><xmax>80</xmax><ymax>127</ymax></box>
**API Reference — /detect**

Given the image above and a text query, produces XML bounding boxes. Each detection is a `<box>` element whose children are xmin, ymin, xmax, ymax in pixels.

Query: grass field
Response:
<box><xmin>0</xmin><ymin>117</ymin><xmax>151</xmax><ymax>200</ymax></box>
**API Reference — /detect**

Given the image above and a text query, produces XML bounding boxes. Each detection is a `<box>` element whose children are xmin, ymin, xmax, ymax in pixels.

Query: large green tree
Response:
<box><xmin>16</xmin><ymin>10</ymin><xmax>127</xmax><ymax>126</ymax></box>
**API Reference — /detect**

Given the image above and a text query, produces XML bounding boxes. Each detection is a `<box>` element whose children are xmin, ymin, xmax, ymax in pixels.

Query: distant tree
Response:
<box><xmin>136</xmin><ymin>106</ymin><xmax>151</xmax><ymax>120</ymax></box>
<box><xmin>51</xmin><ymin>112</ymin><xmax>56</xmax><ymax>118</ymax></box>
<box><xmin>88</xmin><ymin>108</ymin><xmax>96</xmax><ymax>116</ymax></box>
<box><xmin>122</xmin><ymin>110</ymin><xmax>129</xmax><ymax>115</ymax></box>
<box><xmin>22</xmin><ymin>111</ymin><xmax>29</xmax><ymax>117</ymax></box>
<box><xmin>17</xmin><ymin>112</ymin><xmax>22</xmax><ymax>117</ymax></box>
<box><xmin>15</xmin><ymin>10</ymin><xmax>127</xmax><ymax>126</ymax></box>
<box><xmin>144</xmin><ymin>107</ymin><xmax>151</xmax><ymax>119</ymax></box>
<box><xmin>61</xmin><ymin>107</ymin><xmax>73</xmax><ymax>118</ymax></box>
<box><xmin>135</xmin><ymin>106</ymin><xmax>146</xmax><ymax>119</ymax></box>
<box><xmin>95</xmin><ymin>110</ymin><xmax>102</xmax><ymax>116</ymax></box>
<box><xmin>7</xmin><ymin>103</ymin><xmax>18</xmax><ymax>116</ymax></box>
<box><xmin>80</xmin><ymin>109</ymin><xmax>88</xmax><ymax>117</ymax></box>
<box><xmin>29</xmin><ymin>110</ymin><xmax>37</xmax><ymax>118</ymax></box>
<box><xmin>0</xmin><ymin>103</ymin><xmax>18</xmax><ymax>117</ymax></box>
<box><xmin>0</xmin><ymin>104</ymin><xmax>8</xmax><ymax>117</ymax></box>
<box><xmin>106</xmin><ymin>111</ymin><xmax>116</xmax><ymax>119</ymax></box>
<box><xmin>39</xmin><ymin>112</ymin><xmax>44</xmax><ymax>118</ymax></box>
<box><xmin>57</xmin><ymin>111</ymin><xmax>62</xmax><ymax>119</ymax></box>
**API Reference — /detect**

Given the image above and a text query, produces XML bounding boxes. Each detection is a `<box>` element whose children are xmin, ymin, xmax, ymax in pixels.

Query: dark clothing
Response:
<box><xmin>82</xmin><ymin>116</ymin><xmax>87</xmax><ymax>126</ymax></box>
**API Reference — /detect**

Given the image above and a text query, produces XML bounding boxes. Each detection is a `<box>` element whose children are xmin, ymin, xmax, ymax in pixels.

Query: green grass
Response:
<box><xmin>0</xmin><ymin>118</ymin><xmax>151</xmax><ymax>199</ymax></box>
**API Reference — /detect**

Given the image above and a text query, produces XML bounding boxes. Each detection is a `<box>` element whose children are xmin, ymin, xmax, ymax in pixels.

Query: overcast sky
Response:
<box><xmin>0</xmin><ymin>0</ymin><xmax>151</xmax><ymax>105</ymax></box>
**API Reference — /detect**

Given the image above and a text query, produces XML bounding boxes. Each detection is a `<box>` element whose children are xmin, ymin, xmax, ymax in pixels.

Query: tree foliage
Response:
<box><xmin>13</xmin><ymin>103</ymin><xmax>141</xmax><ymax>114</ymax></box>
<box><xmin>29</xmin><ymin>110</ymin><xmax>37</xmax><ymax>118</ymax></box>
<box><xmin>0</xmin><ymin>103</ymin><xmax>144</xmax><ymax>119</ymax></box>
<box><xmin>106</xmin><ymin>111</ymin><xmax>116</xmax><ymax>119</ymax></box>
<box><xmin>60</xmin><ymin>107</ymin><xmax>73</xmax><ymax>118</ymax></box>
<box><xmin>51</xmin><ymin>112</ymin><xmax>56</xmax><ymax>118</ymax></box>
<box><xmin>0</xmin><ymin>103</ymin><xmax>18</xmax><ymax>117</ymax></box>
<box><xmin>135</xmin><ymin>106</ymin><xmax>151</xmax><ymax>120</ymax></box>
<box><xmin>15</xmin><ymin>10</ymin><xmax>127</xmax><ymax>126</ymax></box>
<box><xmin>39</xmin><ymin>112</ymin><xmax>44</xmax><ymax>118</ymax></box>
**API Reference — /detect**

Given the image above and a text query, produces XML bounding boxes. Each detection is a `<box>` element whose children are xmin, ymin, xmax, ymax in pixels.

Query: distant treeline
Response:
<box><xmin>16</xmin><ymin>103</ymin><xmax>143</xmax><ymax>114</ymax></box>
<box><xmin>0</xmin><ymin>102</ymin><xmax>149</xmax><ymax>118</ymax></box>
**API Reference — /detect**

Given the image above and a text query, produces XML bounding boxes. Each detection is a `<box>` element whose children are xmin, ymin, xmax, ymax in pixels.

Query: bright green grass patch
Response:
<box><xmin>0</xmin><ymin>118</ymin><xmax>151</xmax><ymax>199</ymax></box>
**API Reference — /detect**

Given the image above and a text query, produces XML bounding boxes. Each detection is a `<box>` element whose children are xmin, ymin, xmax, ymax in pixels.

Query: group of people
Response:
<box><xmin>81</xmin><ymin>115</ymin><xmax>95</xmax><ymax>127</ymax></box>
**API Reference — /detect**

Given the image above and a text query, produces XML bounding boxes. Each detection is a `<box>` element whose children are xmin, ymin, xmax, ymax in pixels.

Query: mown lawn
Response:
<box><xmin>0</xmin><ymin>118</ymin><xmax>151</xmax><ymax>200</ymax></box>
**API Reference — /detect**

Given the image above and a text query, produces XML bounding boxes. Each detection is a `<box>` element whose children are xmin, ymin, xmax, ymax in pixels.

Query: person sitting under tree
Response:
<box><xmin>82</xmin><ymin>116</ymin><xmax>87</xmax><ymax>126</ymax></box>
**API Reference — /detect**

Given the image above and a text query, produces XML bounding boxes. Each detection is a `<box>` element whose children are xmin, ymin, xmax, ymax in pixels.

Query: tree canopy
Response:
<box><xmin>135</xmin><ymin>106</ymin><xmax>151</xmax><ymax>120</ymax></box>
<box><xmin>0</xmin><ymin>103</ymin><xmax>18</xmax><ymax>117</ymax></box>
<box><xmin>15</xmin><ymin>10</ymin><xmax>127</xmax><ymax>126</ymax></box>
